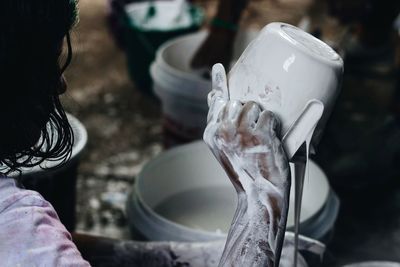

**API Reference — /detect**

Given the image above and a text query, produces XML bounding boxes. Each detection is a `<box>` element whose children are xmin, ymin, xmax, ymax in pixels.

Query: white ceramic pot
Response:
<box><xmin>228</xmin><ymin>22</ymin><xmax>344</xmax><ymax>158</ymax></box>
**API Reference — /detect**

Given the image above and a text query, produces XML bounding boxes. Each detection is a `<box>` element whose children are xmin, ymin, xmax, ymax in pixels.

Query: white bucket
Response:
<box><xmin>126</xmin><ymin>141</ymin><xmax>339</xmax><ymax>242</ymax></box>
<box><xmin>150</xmin><ymin>30</ymin><xmax>258</xmax><ymax>147</ymax></box>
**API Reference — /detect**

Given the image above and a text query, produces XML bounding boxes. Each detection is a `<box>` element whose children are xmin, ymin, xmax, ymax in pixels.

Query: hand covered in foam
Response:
<box><xmin>204</xmin><ymin>64</ymin><xmax>291</xmax><ymax>267</ymax></box>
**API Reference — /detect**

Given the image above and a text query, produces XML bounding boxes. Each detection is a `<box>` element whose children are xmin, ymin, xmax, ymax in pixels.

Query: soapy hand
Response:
<box><xmin>204</xmin><ymin>64</ymin><xmax>291</xmax><ymax>267</ymax></box>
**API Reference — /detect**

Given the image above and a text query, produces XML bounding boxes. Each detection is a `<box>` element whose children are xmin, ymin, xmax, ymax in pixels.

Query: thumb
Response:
<box><xmin>207</xmin><ymin>63</ymin><xmax>230</xmax><ymax>123</ymax></box>
<box><xmin>211</xmin><ymin>63</ymin><xmax>229</xmax><ymax>103</ymax></box>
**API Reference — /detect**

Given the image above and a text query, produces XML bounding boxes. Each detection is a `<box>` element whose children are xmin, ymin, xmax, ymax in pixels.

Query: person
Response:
<box><xmin>0</xmin><ymin>0</ymin><xmax>90</xmax><ymax>265</ymax></box>
<box><xmin>191</xmin><ymin>0</ymin><xmax>249</xmax><ymax>70</ymax></box>
<box><xmin>0</xmin><ymin>0</ymin><xmax>320</xmax><ymax>266</ymax></box>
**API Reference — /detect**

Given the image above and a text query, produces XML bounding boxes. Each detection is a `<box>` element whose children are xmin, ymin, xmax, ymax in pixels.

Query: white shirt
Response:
<box><xmin>0</xmin><ymin>177</ymin><xmax>90</xmax><ymax>266</ymax></box>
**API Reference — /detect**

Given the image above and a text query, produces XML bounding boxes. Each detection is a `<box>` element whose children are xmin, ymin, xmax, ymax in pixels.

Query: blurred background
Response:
<box><xmin>27</xmin><ymin>0</ymin><xmax>400</xmax><ymax>266</ymax></box>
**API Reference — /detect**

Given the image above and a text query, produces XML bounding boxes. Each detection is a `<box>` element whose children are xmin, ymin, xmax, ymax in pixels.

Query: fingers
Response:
<box><xmin>256</xmin><ymin>110</ymin><xmax>281</xmax><ymax>136</ymax></box>
<box><xmin>215</xmin><ymin>101</ymin><xmax>243</xmax><ymax>143</ymax></box>
<box><xmin>256</xmin><ymin>111</ymin><xmax>289</xmax><ymax>182</ymax></box>
<box><xmin>238</xmin><ymin>102</ymin><xmax>261</xmax><ymax>130</ymax></box>
<box><xmin>218</xmin><ymin>100</ymin><xmax>242</xmax><ymax>122</ymax></box>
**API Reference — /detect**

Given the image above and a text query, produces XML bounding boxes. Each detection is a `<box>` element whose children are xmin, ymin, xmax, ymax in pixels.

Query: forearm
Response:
<box><xmin>220</xmin><ymin>199</ymin><xmax>274</xmax><ymax>266</ymax></box>
<box><xmin>219</xmin><ymin>181</ymin><xmax>290</xmax><ymax>267</ymax></box>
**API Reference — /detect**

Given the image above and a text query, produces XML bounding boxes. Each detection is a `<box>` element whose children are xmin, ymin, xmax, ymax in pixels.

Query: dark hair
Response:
<box><xmin>0</xmin><ymin>0</ymin><xmax>78</xmax><ymax>173</ymax></box>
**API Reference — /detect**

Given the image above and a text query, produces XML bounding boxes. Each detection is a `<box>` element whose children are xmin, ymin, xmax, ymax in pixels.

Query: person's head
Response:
<box><xmin>0</xmin><ymin>0</ymin><xmax>78</xmax><ymax>173</ymax></box>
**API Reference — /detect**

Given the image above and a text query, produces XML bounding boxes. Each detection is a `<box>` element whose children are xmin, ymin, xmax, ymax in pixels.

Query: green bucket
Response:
<box><xmin>122</xmin><ymin>1</ymin><xmax>204</xmax><ymax>95</ymax></box>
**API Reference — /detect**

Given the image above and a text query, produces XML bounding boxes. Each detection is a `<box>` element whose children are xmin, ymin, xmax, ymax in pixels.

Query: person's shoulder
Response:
<box><xmin>0</xmin><ymin>177</ymin><xmax>91</xmax><ymax>266</ymax></box>
<box><xmin>0</xmin><ymin>177</ymin><xmax>49</xmax><ymax>213</ymax></box>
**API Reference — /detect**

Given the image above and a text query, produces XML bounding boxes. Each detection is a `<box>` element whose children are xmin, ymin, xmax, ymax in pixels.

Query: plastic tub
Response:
<box><xmin>126</xmin><ymin>141</ymin><xmax>339</xmax><ymax>242</ymax></box>
<box><xmin>122</xmin><ymin>1</ymin><xmax>204</xmax><ymax>93</ymax></box>
<box><xmin>12</xmin><ymin>114</ymin><xmax>88</xmax><ymax>231</ymax></box>
<box><xmin>151</xmin><ymin>30</ymin><xmax>258</xmax><ymax>147</ymax></box>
